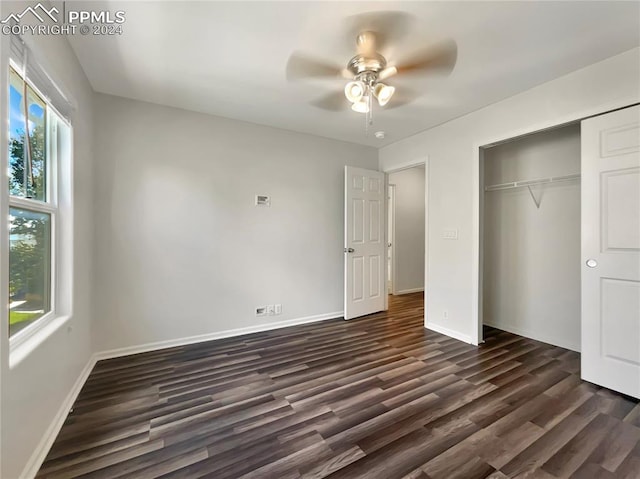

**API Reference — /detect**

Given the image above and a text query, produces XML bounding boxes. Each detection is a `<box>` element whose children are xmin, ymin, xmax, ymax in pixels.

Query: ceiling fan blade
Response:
<box><xmin>310</xmin><ymin>91</ymin><xmax>348</xmax><ymax>111</ymax></box>
<box><xmin>383</xmin><ymin>88</ymin><xmax>419</xmax><ymax>110</ymax></box>
<box><xmin>286</xmin><ymin>52</ymin><xmax>346</xmax><ymax>81</ymax></box>
<box><xmin>394</xmin><ymin>39</ymin><xmax>458</xmax><ymax>77</ymax></box>
<box><xmin>344</xmin><ymin>11</ymin><xmax>414</xmax><ymax>55</ymax></box>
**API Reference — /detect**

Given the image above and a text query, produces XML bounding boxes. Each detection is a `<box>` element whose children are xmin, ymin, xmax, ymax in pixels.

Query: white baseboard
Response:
<box><xmin>21</xmin><ymin>353</ymin><xmax>98</xmax><ymax>479</ymax></box>
<box><xmin>394</xmin><ymin>287</ymin><xmax>424</xmax><ymax>295</ymax></box>
<box><xmin>95</xmin><ymin>311</ymin><xmax>344</xmax><ymax>361</ymax></box>
<box><xmin>20</xmin><ymin>310</ymin><xmax>344</xmax><ymax>478</ymax></box>
<box><xmin>484</xmin><ymin>321</ymin><xmax>580</xmax><ymax>352</ymax></box>
<box><xmin>425</xmin><ymin>321</ymin><xmax>473</xmax><ymax>344</ymax></box>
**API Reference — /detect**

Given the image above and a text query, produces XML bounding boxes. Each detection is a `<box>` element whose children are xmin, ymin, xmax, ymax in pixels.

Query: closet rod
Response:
<box><xmin>484</xmin><ymin>173</ymin><xmax>581</xmax><ymax>192</ymax></box>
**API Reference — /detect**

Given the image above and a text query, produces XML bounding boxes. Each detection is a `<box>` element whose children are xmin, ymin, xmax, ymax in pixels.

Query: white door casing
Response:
<box><xmin>387</xmin><ymin>184</ymin><xmax>395</xmax><ymax>295</ymax></box>
<box><xmin>344</xmin><ymin>166</ymin><xmax>385</xmax><ymax>320</ymax></box>
<box><xmin>581</xmin><ymin>105</ymin><xmax>640</xmax><ymax>399</ymax></box>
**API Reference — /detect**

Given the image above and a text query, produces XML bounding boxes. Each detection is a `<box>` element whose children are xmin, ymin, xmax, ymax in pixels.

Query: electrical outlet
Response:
<box><xmin>274</xmin><ymin>304</ymin><xmax>282</xmax><ymax>314</ymax></box>
<box><xmin>266</xmin><ymin>305</ymin><xmax>275</xmax><ymax>315</ymax></box>
<box><xmin>443</xmin><ymin>310</ymin><xmax>449</xmax><ymax>320</ymax></box>
<box><xmin>256</xmin><ymin>306</ymin><xmax>267</xmax><ymax>316</ymax></box>
<box><xmin>443</xmin><ymin>229</ymin><xmax>458</xmax><ymax>240</ymax></box>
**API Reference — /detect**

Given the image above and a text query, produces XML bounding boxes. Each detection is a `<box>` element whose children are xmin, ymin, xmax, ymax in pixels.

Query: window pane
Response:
<box><xmin>9</xmin><ymin>208</ymin><xmax>51</xmax><ymax>337</ymax></box>
<box><xmin>8</xmin><ymin>68</ymin><xmax>47</xmax><ymax>201</ymax></box>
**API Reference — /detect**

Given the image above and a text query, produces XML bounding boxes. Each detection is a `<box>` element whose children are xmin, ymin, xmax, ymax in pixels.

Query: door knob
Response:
<box><xmin>344</xmin><ymin>247</ymin><xmax>355</xmax><ymax>253</ymax></box>
<box><xmin>586</xmin><ymin>259</ymin><xmax>598</xmax><ymax>268</ymax></box>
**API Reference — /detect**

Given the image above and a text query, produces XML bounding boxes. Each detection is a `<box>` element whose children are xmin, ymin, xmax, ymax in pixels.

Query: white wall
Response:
<box><xmin>92</xmin><ymin>94</ymin><xmax>377</xmax><ymax>352</ymax></box>
<box><xmin>379</xmin><ymin>48</ymin><xmax>640</xmax><ymax>344</ymax></box>
<box><xmin>483</xmin><ymin>124</ymin><xmax>581</xmax><ymax>351</ymax></box>
<box><xmin>0</xmin><ymin>2</ymin><xmax>95</xmax><ymax>478</ymax></box>
<box><xmin>389</xmin><ymin>167</ymin><xmax>425</xmax><ymax>294</ymax></box>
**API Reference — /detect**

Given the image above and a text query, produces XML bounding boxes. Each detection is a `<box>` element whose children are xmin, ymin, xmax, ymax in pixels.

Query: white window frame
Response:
<box><xmin>8</xmin><ymin>60</ymin><xmax>71</xmax><ymax>352</ymax></box>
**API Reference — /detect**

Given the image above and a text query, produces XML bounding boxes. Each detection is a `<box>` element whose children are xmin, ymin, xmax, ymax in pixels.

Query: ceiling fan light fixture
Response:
<box><xmin>374</xmin><ymin>83</ymin><xmax>395</xmax><ymax>106</ymax></box>
<box><xmin>351</xmin><ymin>98</ymin><xmax>370</xmax><ymax>113</ymax></box>
<box><xmin>344</xmin><ymin>81</ymin><xmax>365</xmax><ymax>103</ymax></box>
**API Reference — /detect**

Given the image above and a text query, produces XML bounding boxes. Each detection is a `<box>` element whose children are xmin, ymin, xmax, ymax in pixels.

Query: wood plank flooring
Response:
<box><xmin>37</xmin><ymin>293</ymin><xmax>640</xmax><ymax>478</ymax></box>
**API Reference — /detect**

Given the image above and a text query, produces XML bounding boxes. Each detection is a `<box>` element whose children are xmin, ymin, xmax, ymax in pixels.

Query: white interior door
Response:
<box><xmin>581</xmin><ymin>105</ymin><xmax>640</xmax><ymax>399</ymax></box>
<box><xmin>344</xmin><ymin>166</ymin><xmax>385</xmax><ymax>320</ymax></box>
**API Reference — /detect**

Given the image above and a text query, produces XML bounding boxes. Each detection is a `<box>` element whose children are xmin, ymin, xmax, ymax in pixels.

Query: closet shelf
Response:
<box><xmin>484</xmin><ymin>173</ymin><xmax>581</xmax><ymax>192</ymax></box>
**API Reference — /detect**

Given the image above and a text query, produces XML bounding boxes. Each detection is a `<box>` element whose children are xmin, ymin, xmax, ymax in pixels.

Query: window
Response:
<box><xmin>8</xmin><ymin>64</ymin><xmax>68</xmax><ymax>341</ymax></box>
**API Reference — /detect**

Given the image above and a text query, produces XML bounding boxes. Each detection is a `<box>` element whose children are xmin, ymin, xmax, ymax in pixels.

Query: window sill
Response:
<box><xmin>10</xmin><ymin>313</ymin><xmax>71</xmax><ymax>368</ymax></box>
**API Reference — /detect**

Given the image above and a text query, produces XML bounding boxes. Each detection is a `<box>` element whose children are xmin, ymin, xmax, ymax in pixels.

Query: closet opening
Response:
<box><xmin>479</xmin><ymin>122</ymin><xmax>581</xmax><ymax>351</ymax></box>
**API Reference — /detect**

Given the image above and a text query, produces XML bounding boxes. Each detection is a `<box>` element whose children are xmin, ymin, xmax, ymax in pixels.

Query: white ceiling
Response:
<box><xmin>64</xmin><ymin>1</ymin><xmax>640</xmax><ymax>147</ymax></box>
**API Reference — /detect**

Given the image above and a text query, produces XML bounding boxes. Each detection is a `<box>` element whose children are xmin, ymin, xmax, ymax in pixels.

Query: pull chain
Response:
<box><xmin>364</xmin><ymin>90</ymin><xmax>374</xmax><ymax>136</ymax></box>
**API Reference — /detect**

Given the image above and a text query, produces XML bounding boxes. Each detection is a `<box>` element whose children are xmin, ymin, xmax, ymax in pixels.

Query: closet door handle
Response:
<box><xmin>586</xmin><ymin>259</ymin><xmax>598</xmax><ymax>268</ymax></box>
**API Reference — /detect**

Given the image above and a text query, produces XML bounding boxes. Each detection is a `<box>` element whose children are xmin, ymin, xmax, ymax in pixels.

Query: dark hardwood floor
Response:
<box><xmin>37</xmin><ymin>293</ymin><xmax>640</xmax><ymax>478</ymax></box>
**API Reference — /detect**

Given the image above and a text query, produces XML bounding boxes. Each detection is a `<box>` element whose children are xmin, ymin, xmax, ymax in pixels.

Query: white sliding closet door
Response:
<box><xmin>581</xmin><ymin>105</ymin><xmax>640</xmax><ymax>399</ymax></box>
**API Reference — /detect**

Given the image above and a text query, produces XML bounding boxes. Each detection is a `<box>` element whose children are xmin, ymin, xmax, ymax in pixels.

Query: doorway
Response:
<box><xmin>343</xmin><ymin>162</ymin><xmax>427</xmax><ymax>321</ymax></box>
<box><xmin>386</xmin><ymin>163</ymin><xmax>426</xmax><ymax>307</ymax></box>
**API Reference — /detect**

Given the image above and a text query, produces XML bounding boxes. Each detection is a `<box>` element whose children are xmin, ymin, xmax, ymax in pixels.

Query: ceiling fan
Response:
<box><xmin>286</xmin><ymin>11</ymin><xmax>458</xmax><ymax>127</ymax></box>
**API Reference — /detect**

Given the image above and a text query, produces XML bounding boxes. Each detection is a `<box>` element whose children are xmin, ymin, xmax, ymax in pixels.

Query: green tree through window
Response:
<box><xmin>8</xmin><ymin>67</ymin><xmax>51</xmax><ymax>337</ymax></box>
